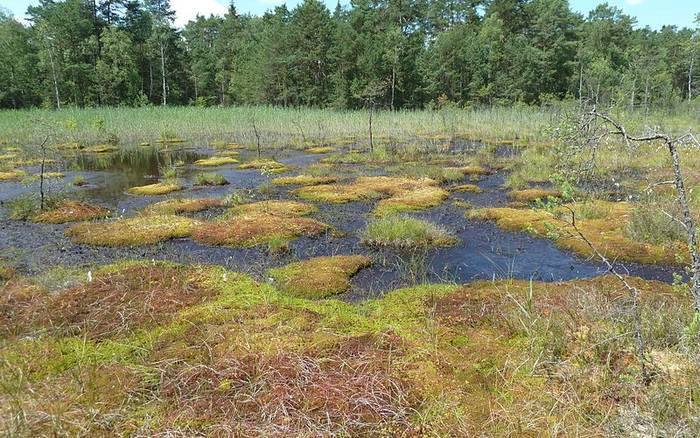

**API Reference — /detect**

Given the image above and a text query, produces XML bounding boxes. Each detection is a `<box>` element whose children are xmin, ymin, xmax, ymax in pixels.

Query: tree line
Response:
<box><xmin>1</xmin><ymin>0</ymin><xmax>698</xmax><ymax>110</ymax></box>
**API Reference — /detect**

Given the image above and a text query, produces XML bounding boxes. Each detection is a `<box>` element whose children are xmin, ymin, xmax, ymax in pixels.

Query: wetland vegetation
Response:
<box><xmin>1</xmin><ymin>0</ymin><xmax>700</xmax><ymax>435</ymax></box>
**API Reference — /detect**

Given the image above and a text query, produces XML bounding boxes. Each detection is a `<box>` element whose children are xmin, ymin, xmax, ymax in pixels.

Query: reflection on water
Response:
<box><xmin>67</xmin><ymin>146</ymin><xmax>207</xmax><ymax>203</ymax></box>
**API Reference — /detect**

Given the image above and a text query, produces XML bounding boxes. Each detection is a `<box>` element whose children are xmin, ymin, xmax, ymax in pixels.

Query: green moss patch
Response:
<box><xmin>228</xmin><ymin>200</ymin><xmax>316</xmax><ymax>217</ymax></box>
<box><xmin>268</xmin><ymin>255</ymin><xmax>371</xmax><ymax>299</ymax></box>
<box><xmin>66</xmin><ymin>215</ymin><xmax>200</xmax><ymax>246</ymax></box>
<box><xmin>272</xmin><ymin>175</ymin><xmax>337</xmax><ymax>186</ymax></box>
<box><xmin>239</xmin><ymin>159</ymin><xmax>288</xmax><ymax>173</ymax></box>
<box><xmin>84</xmin><ymin>144</ymin><xmax>119</xmax><ymax>153</ymax></box>
<box><xmin>194</xmin><ymin>156</ymin><xmax>239</xmax><ymax>166</ymax></box>
<box><xmin>451</xmin><ymin>184</ymin><xmax>483</xmax><ymax>193</ymax></box>
<box><xmin>33</xmin><ymin>200</ymin><xmax>110</xmax><ymax>224</ymax></box>
<box><xmin>0</xmin><ymin>169</ymin><xmax>27</xmax><ymax>181</ymax></box>
<box><xmin>363</xmin><ymin>215</ymin><xmax>457</xmax><ymax>248</ymax></box>
<box><xmin>469</xmin><ymin>201</ymin><xmax>685</xmax><ymax>264</ymax></box>
<box><xmin>127</xmin><ymin>182</ymin><xmax>183</xmax><ymax>196</ymax></box>
<box><xmin>305</xmin><ymin>146</ymin><xmax>336</xmax><ymax>154</ymax></box>
<box><xmin>374</xmin><ymin>186</ymin><xmax>449</xmax><ymax>216</ymax></box>
<box><xmin>508</xmin><ymin>188</ymin><xmax>561</xmax><ymax>203</ymax></box>
<box><xmin>192</xmin><ymin>213</ymin><xmax>328</xmax><ymax>247</ymax></box>
<box><xmin>295</xmin><ymin>176</ymin><xmax>437</xmax><ymax>204</ymax></box>
<box><xmin>143</xmin><ymin>198</ymin><xmax>224</xmax><ymax>215</ymax></box>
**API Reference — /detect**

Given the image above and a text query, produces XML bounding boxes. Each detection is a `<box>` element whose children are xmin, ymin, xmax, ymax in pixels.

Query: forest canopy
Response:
<box><xmin>0</xmin><ymin>0</ymin><xmax>698</xmax><ymax>110</ymax></box>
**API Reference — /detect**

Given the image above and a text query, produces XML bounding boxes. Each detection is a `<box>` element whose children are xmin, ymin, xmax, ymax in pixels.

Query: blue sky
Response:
<box><xmin>1</xmin><ymin>0</ymin><xmax>697</xmax><ymax>29</ymax></box>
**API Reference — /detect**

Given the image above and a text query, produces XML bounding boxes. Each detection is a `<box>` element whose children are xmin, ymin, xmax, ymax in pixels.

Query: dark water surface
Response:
<box><xmin>0</xmin><ymin>144</ymin><xmax>678</xmax><ymax>299</ymax></box>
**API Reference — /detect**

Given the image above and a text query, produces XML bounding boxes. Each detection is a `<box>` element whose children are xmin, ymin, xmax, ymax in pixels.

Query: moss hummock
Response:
<box><xmin>374</xmin><ymin>186</ymin><xmax>449</xmax><ymax>216</ymax></box>
<box><xmin>469</xmin><ymin>200</ymin><xmax>685</xmax><ymax>264</ymax></box>
<box><xmin>194</xmin><ymin>156</ymin><xmax>239</xmax><ymax>167</ymax></box>
<box><xmin>0</xmin><ymin>169</ymin><xmax>27</xmax><ymax>181</ymax></box>
<box><xmin>305</xmin><ymin>146</ymin><xmax>336</xmax><ymax>154</ymax></box>
<box><xmin>272</xmin><ymin>175</ymin><xmax>337</xmax><ymax>186</ymax></box>
<box><xmin>239</xmin><ymin>159</ymin><xmax>288</xmax><ymax>173</ymax></box>
<box><xmin>228</xmin><ymin>200</ymin><xmax>316</xmax><ymax>217</ymax></box>
<box><xmin>268</xmin><ymin>255</ymin><xmax>371</xmax><ymax>299</ymax></box>
<box><xmin>143</xmin><ymin>198</ymin><xmax>224</xmax><ymax>215</ymax></box>
<box><xmin>66</xmin><ymin>215</ymin><xmax>200</xmax><ymax>246</ymax></box>
<box><xmin>33</xmin><ymin>201</ymin><xmax>109</xmax><ymax>224</ymax></box>
<box><xmin>84</xmin><ymin>144</ymin><xmax>119</xmax><ymax>153</ymax></box>
<box><xmin>295</xmin><ymin>176</ymin><xmax>438</xmax><ymax>204</ymax></box>
<box><xmin>508</xmin><ymin>188</ymin><xmax>561</xmax><ymax>203</ymax></box>
<box><xmin>192</xmin><ymin>213</ymin><xmax>328</xmax><ymax>247</ymax></box>
<box><xmin>451</xmin><ymin>184</ymin><xmax>483</xmax><ymax>193</ymax></box>
<box><xmin>127</xmin><ymin>182</ymin><xmax>183</xmax><ymax>196</ymax></box>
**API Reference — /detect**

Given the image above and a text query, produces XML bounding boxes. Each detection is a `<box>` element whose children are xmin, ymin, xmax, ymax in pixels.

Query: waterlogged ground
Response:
<box><xmin>0</xmin><ymin>141</ymin><xmax>677</xmax><ymax>298</ymax></box>
<box><xmin>2</xmin><ymin>139</ymin><xmax>698</xmax><ymax>436</ymax></box>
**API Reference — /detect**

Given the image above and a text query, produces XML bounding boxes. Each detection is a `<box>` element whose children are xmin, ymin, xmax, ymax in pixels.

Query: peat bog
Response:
<box><xmin>1</xmin><ymin>125</ymin><xmax>699</xmax><ymax>436</ymax></box>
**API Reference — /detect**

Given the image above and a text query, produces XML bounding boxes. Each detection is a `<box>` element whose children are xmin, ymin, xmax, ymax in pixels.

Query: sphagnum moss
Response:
<box><xmin>33</xmin><ymin>200</ymin><xmax>110</xmax><ymax>224</ymax></box>
<box><xmin>66</xmin><ymin>215</ymin><xmax>200</xmax><ymax>246</ymax></box>
<box><xmin>268</xmin><ymin>255</ymin><xmax>371</xmax><ymax>299</ymax></box>
<box><xmin>127</xmin><ymin>182</ymin><xmax>183</xmax><ymax>196</ymax></box>
<box><xmin>142</xmin><ymin>198</ymin><xmax>224</xmax><ymax>215</ymax></box>
<box><xmin>192</xmin><ymin>213</ymin><xmax>328</xmax><ymax>247</ymax></box>
<box><xmin>469</xmin><ymin>200</ymin><xmax>686</xmax><ymax>264</ymax></box>
<box><xmin>193</xmin><ymin>156</ymin><xmax>239</xmax><ymax>166</ymax></box>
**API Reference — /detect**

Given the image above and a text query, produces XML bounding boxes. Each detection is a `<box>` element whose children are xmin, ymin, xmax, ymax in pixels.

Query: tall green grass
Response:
<box><xmin>0</xmin><ymin>104</ymin><xmax>696</xmax><ymax>148</ymax></box>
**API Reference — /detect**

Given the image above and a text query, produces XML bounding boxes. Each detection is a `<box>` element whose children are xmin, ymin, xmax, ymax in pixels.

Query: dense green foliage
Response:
<box><xmin>1</xmin><ymin>0</ymin><xmax>698</xmax><ymax>109</ymax></box>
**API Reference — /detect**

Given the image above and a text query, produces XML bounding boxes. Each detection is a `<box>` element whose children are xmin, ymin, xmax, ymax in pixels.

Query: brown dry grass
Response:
<box><xmin>0</xmin><ymin>264</ymin><xmax>217</xmax><ymax>339</ymax></box>
<box><xmin>159</xmin><ymin>334</ymin><xmax>419</xmax><ymax>436</ymax></box>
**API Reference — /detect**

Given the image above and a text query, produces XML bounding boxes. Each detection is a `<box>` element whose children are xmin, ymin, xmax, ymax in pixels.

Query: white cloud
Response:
<box><xmin>171</xmin><ymin>0</ymin><xmax>228</xmax><ymax>27</ymax></box>
<box><xmin>625</xmin><ymin>0</ymin><xmax>645</xmax><ymax>5</ymax></box>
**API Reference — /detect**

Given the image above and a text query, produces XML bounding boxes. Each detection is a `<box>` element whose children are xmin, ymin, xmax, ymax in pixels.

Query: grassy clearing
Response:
<box><xmin>66</xmin><ymin>215</ymin><xmax>200</xmax><ymax>246</ymax></box>
<box><xmin>127</xmin><ymin>182</ymin><xmax>183</xmax><ymax>196</ymax></box>
<box><xmin>33</xmin><ymin>200</ymin><xmax>110</xmax><ymax>224</ymax></box>
<box><xmin>469</xmin><ymin>201</ymin><xmax>686</xmax><ymax>264</ymax></box>
<box><xmin>192</xmin><ymin>213</ymin><xmax>328</xmax><ymax>247</ymax></box>
<box><xmin>363</xmin><ymin>215</ymin><xmax>457</xmax><ymax>248</ymax></box>
<box><xmin>1</xmin><ymin>260</ymin><xmax>695</xmax><ymax>436</ymax></box>
<box><xmin>268</xmin><ymin>255</ymin><xmax>372</xmax><ymax>299</ymax></box>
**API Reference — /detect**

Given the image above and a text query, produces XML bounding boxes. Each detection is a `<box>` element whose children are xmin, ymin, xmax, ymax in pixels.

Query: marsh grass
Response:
<box><xmin>363</xmin><ymin>215</ymin><xmax>457</xmax><ymax>248</ymax></box>
<box><xmin>193</xmin><ymin>172</ymin><xmax>229</xmax><ymax>186</ymax></box>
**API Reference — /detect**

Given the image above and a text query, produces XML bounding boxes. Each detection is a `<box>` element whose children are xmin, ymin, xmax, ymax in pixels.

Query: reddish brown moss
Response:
<box><xmin>192</xmin><ymin>213</ymin><xmax>329</xmax><ymax>247</ymax></box>
<box><xmin>33</xmin><ymin>200</ymin><xmax>109</xmax><ymax>224</ymax></box>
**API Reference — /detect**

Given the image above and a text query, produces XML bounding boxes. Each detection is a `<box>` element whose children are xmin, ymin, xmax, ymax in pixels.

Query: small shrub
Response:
<box><xmin>625</xmin><ymin>208</ymin><xmax>686</xmax><ymax>245</ymax></box>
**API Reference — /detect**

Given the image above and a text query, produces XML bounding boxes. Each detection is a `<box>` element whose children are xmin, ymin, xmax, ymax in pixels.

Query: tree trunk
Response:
<box><xmin>47</xmin><ymin>43</ymin><xmax>61</xmax><ymax>109</ymax></box>
<box><xmin>368</xmin><ymin>104</ymin><xmax>374</xmax><ymax>153</ymax></box>
<box><xmin>160</xmin><ymin>39</ymin><xmax>167</xmax><ymax>106</ymax></box>
<box><xmin>689</xmin><ymin>56</ymin><xmax>694</xmax><ymax>102</ymax></box>
<box><xmin>667</xmin><ymin>139</ymin><xmax>700</xmax><ymax>311</ymax></box>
